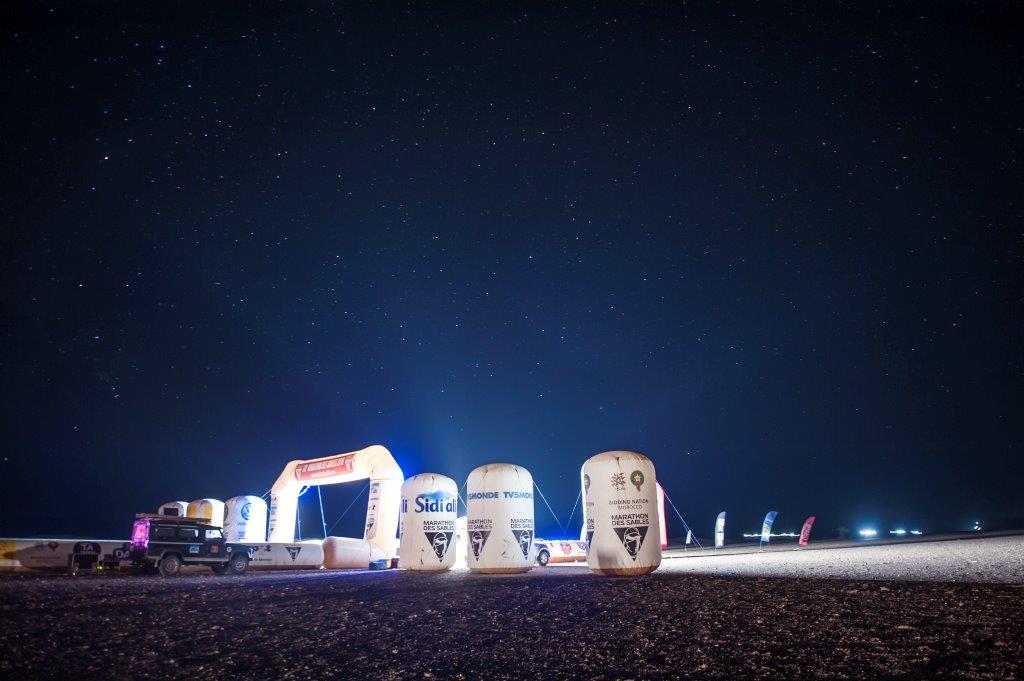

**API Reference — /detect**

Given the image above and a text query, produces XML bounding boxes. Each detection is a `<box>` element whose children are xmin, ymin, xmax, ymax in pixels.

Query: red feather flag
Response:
<box><xmin>799</xmin><ymin>516</ymin><xmax>816</xmax><ymax>546</ymax></box>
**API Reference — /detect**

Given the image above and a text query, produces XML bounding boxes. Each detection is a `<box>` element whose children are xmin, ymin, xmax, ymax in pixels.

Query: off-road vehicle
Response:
<box><xmin>130</xmin><ymin>514</ymin><xmax>252</xmax><ymax>576</ymax></box>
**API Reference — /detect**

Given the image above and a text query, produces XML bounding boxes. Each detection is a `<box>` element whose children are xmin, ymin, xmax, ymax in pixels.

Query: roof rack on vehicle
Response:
<box><xmin>134</xmin><ymin>513</ymin><xmax>210</xmax><ymax>523</ymax></box>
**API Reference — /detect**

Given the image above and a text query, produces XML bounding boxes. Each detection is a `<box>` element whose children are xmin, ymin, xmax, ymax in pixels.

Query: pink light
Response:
<box><xmin>131</xmin><ymin>519</ymin><xmax>150</xmax><ymax>549</ymax></box>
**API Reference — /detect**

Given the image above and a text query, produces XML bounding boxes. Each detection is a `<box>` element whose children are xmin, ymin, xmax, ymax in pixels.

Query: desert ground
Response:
<box><xmin>1</xmin><ymin>534</ymin><xmax>1021</xmax><ymax>679</ymax></box>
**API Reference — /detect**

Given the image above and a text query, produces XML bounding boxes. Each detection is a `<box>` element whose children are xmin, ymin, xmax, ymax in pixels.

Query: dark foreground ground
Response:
<box><xmin>1</xmin><ymin>565</ymin><xmax>1023</xmax><ymax>680</ymax></box>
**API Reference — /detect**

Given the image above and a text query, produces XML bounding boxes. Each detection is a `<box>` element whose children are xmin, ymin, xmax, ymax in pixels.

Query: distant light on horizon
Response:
<box><xmin>889</xmin><ymin>528</ymin><xmax>907</xmax><ymax>536</ymax></box>
<box><xmin>858</xmin><ymin>528</ymin><xmax>878</xmax><ymax>538</ymax></box>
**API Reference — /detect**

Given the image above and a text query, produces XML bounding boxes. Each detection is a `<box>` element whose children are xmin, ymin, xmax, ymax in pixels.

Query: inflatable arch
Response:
<box><xmin>267</xmin><ymin>445</ymin><xmax>403</xmax><ymax>568</ymax></box>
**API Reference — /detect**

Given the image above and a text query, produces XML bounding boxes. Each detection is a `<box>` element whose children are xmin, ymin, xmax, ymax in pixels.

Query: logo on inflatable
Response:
<box><xmin>470</xmin><ymin>530</ymin><xmax>490</xmax><ymax>560</ymax></box>
<box><xmin>613</xmin><ymin>525</ymin><xmax>649</xmax><ymax>560</ymax></box>
<box><xmin>610</xmin><ymin>472</ymin><xmax>626</xmax><ymax>491</ymax></box>
<box><xmin>511</xmin><ymin>529</ymin><xmax>533</xmax><ymax>558</ymax></box>
<box><xmin>424</xmin><ymin>531</ymin><xmax>453</xmax><ymax>561</ymax></box>
<box><xmin>294</xmin><ymin>454</ymin><xmax>355</xmax><ymax>481</ymax></box>
<box><xmin>466</xmin><ymin>491</ymin><xmax>532</xmax><ymax>500</ymax></box>
<box><xmin>240</xmin><ymin>502</ymin><xmax>251</xmax><ymax>521</ymax></box>
<box><xmin>630</xmin><ymin>470</ymin><xmax>645</xmax><ymax>491</ymax></box>
<box><xmin>584</xmin><ymin>474</ymin><xmax>591</xmax><ymax>491</ymax></box>
<box><xmin>285</xmin><ymin>546</ymin><xmax>302</xmax><ymax>561</ymax></box>
<box><xmin>413</xmin><ymin>490</ymin><xmax>456</xmax><ymax>514</ymax></box>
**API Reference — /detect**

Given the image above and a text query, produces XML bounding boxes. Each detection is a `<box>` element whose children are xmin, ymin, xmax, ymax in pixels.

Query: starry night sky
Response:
<box><xmin>1</xmin><ymin>2</ymin><xmax>1022</xmax><ymax>541</ymax></box>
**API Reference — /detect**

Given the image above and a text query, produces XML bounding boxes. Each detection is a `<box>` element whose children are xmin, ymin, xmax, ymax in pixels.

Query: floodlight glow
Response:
<box><xmin>889</xmin><ymin>529</ymin><xmax>906</xmax><ymax>536</ymax></box>
<box><xmin>910</xmin><ymin>530</ymin><xmax>922</xmax><ymax>535</ymax></box>
<box><xmin>858</xmin><ymin>528</ymin><xmax>877</xmax><ymax>538</ymax></box>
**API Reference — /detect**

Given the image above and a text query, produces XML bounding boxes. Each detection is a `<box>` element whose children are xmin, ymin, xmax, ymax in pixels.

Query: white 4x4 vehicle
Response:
<box><xmin>533</xmin><ymin>539</ymin><xmax>587</xmax><ymax>566</ymax></box>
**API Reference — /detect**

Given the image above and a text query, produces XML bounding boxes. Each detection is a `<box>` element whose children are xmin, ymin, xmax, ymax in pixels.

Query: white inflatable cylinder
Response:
<box><xmin>466</xmin><ymin>463</ymin><xmax>534</xmax><ymax>574</ymax></box>
<box><xmin>223</xmin><ymin>496</ymin><xmax>268</xmax><ymax>543</ymax></box>
<box><xmin>323</xmin><ymin>536</ymin><xmax>388</xmax><ymax>568</ymax></box>
<box><xmin>583</xmin><ymin>451</ymin><xmax>661</xmax><ymax>576</ymax></box>
<box><xmin>186</xmin><ymin>499</ymin><xmax>225</xmax><ymax>527</ymax></box>
<box><xmin>157</xmin><ymin>501</ymin><xmax>188</xmax><ymax>517</ymax></box>
<box><xmin>399</xmin><ymin>473</ymin><xmax>458</xmax><ymax>571</ymax></box>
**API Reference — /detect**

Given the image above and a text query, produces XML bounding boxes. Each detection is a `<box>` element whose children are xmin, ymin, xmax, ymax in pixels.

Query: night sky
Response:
<box><xmin>2</xmin><ymin>2</ymin><xmax>1022</xmax><ymax>542</ymax></box>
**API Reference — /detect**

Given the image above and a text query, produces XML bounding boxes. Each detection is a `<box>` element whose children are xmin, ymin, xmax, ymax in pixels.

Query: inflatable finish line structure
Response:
<box><xmin>267</xmin><ymin>445</ymin><xmax>403</xmax><ymax>568</ymax></box>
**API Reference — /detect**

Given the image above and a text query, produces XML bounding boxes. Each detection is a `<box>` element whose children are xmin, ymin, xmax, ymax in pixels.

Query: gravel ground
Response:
<box><xmin>1</xmin><ymin>537</ymin><xmax>1022</xmax><ymax>680</ymax></box>
<box><xmin>659</xmin><ymin>534</ymin><xmax>1024</xmax><ymax>583</ymax></box>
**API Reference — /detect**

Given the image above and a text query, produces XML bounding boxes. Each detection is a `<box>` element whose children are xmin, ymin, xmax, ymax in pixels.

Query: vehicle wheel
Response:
<box><xmin>537</xmin><ymin>549</ymin><xmax>550</xmax><ymax>567</ymax></box>
<box><xmin>210</xmin><ymin>563</ymin><xmax>230</xmax><ymax>575</ymax></box>
<box><xmin>228</xmin><ymin>553</ymin><xmax>248</xmax><ymax>575</ymax></box>
<box><xmin>159</xmin><ymin>554</ymin><xmax>182</xmax><ymax>577</ymax></box>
